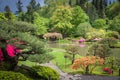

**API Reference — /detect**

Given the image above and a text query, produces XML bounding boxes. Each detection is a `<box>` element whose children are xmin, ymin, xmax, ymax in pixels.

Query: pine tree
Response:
<box><xmin>25</xmin><ymin>0</ymin><xmax>41</xmax><ymax>23</ymax></box>
<box><xmin>0</xmin><ymin>20</ymin><xmax>53</xmax><ymax>71</ymax></box>
<box><xmin>69</xmin><ymin>0</ymin><xmax>72</xmax><ymax>6</ymax></box>
<box><xmin>92</xmin><ymin>0</ymin><xmax>106</xmax><ymax>18</ymax></box>
<box><xmin>4</xmin><ymin>5</ymin><xmax>11</xmax><ymax>20</ymax></box>
<box><xmin>16</xmin><ymin>0</ymin><xmax>23</xmax><ymax>14</ymax></box>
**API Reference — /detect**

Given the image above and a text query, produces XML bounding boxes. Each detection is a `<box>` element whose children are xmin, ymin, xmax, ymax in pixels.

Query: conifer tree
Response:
<box><xmin>0</xmin><ymin>20</ymin><xmax>53</xmax><ymax>71</ymax></box>
<box><xmin>16</xmin><ymin>0</ymin><xmax>23</xmax><ymax>14</ymax></box>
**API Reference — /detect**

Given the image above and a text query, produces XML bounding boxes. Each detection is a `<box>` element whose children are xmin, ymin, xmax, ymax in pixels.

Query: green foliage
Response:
<box><xmin>106</xmin><ymin>2</ymin><xmax>120</xmax><ymax>19</ymax></box>
<box><xmin>0</xmin><ymin>20</ymin><xmax>52</xmax><ymax>64</ymax></box>
<box><xmin>32</xmin><ymin>66</ymin><xmax>60</xmax><ymax>80</ymax></box>
<box><xmin>0</xmin><ymin>12</ymin><xmax>7</xmax><ymax>21</ymax></box>
<box><xmin>106</xmin><ymin>30</ymin><xmax>119</xmax><ymax>38</ymax></box>
<box><xmin>92</xmin><ymin>0</ymin><xmax>106</xmax><ymax>18</ymax></box>
<box><xmin>16</xmin><ymin>0</ymin><xmax>23</xmax><ymax>14</ymax></box>
<box><xmin>18</xmin><ymin>33</ymin><xmax>46</xmax><ymax>54</ymax></box>
<box><xmin>33</xmin><ymin>12</ymin><xmax>48</xmax><ymax>35</ymax></box>
<box><xmin>109</xmin><ymin>13</ymin><xmax>120</xmax><ymax>33</ymax></box>
<box><xmin>99</xmin><ymin>37</ymin><xmax>118</xmax><ymax>48</ymax></box>
<box><xmin>0</xmin><ymin>20</ymin><xmax>36</xmax><ymax>39</ymax></box>
<box><xmin>28</xmin><ymin>54</ymin><xmax>54</xmax><ymax>63</ymax></box>
<box><xmin>75</xmin><ymin>22</ymin><xmax>92</xmax><ymax>37</ymax></box>
<box><xmin>4</xmin><ymin>12</ymin><xmax>16</xmax><ymax>20</ymax></box>
<box><xmin>72</xmin><ymin>6</ymin><xmax>89</xmax><ymax>27</ymax></box>
<box><xmin>93</xmin><ymin>19</ymin><xmax>107</xmax><ymax>29</ymax></box>
<box><xmin>86</xmin><ymin>29</ymin><xmax>106</xmax><ymax>40</ymax></box>
<box><xmin>86</xmin><ymin>3</ymin><xmax>99</xmax><ymax>24</ymax></box>
<box><xmin>105</xmin><ymin>56</ymin><xmax>120</xmax><ymax>69</ymax></box>
<box><xmin>0</xmin><ymin>71</ymin><xmax>30</xmax><ymax>80</ymax></box>
<box><xmin>50</xmin><ymin>6</ymin><xmax>73</xmax><ymax>35</ymax></box>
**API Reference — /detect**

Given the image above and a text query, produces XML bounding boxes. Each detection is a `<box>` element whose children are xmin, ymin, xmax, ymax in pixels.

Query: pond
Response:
<box><xmin>46</xmin><ymin>41</ymin><xmax>90</xmax><ymax>56</ymax></box>
<box><xmin>46</xmin><ymin>41</ymin><xmax>120</xmax><ymax>57</ymax></box>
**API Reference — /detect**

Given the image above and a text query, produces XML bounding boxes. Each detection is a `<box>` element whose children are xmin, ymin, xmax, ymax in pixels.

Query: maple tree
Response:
<box><xmin>72</xmin><ymin>56</ymin><xmax>104</xmax><ymax>74</ymax></box>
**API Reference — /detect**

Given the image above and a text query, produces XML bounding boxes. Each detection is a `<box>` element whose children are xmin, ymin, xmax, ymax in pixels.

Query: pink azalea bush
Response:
<box><xmin>103</xmin><ymin>67</ymin><xmax>113</xmax><ymax>74</ymax></box>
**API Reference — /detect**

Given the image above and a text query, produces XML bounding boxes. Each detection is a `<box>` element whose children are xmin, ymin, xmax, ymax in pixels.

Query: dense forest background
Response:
<box><xmin>0</xmin><ymin>0</ymin><xmax>120</xmax><ymax>38</ymax></box>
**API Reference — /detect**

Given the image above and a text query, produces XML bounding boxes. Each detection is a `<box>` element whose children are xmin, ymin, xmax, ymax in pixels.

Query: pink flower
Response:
<box><xmin>103</xmin><ymin>67</ymin><xmax>113</xmax><ymax>74</ymax></box>
<box><xmin>6</xmin><ymin>44</ymin><xmax>16</xmax><ymax>57</ymax></box>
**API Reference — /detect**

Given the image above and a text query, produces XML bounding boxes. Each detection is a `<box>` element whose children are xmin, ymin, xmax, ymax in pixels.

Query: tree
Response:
<box><xmin>72</xmin><ymin>6</ymin><xmax>89</xmax><ymax>27</ymax></box>
<box><xmin>86</xmin><ymin>3</ymin><xmax>99</xmax><ymax>24</ymax></box>
<box><xmin>71</xmin><ymin>6</ymin><xmax>89</xmax><ymax>36</ymax></box>
<box><xmin>16</xmin><ymin>0</ymin><xmax>23</xmax><ymax>14</ymax></box>
<box><xmin>109</xmin><ymin>13</ymin><xmax>120</xmax><ymax>33</ymax></box>
<box><xmin>78</xmin><ymin>0</ymin><xmax>89</xmax><ymax>10</ymax></box>
<box><xmin>33</xmin><ymin>12</ymin><xmax>48</xmax><ymax>35</ymax></box>
<box><xmin>0</xmin><ymin>20</ymin><xmax>53</xmax><ymax>71</ymax></box>
<box><xmin>25</xmin><ymin>0</ymin><xmax>41</xmax><ymax>23</ymax></box>
<box><xmin>92</xmin><ymin>19</ymin><xmax>107</xmax><ymax>29</ymax></box>
<box><xmin>89</xmin><ymin>43</ymin><xmax>111</xmax><ymax>59</ymax></box>
<box><xmin>86</xmin><ymin>29</ymin><xmax>106</xmax><ymax>40</ymax></box>
<box><xmin>50</xmin><ymin>6</ymin><xmax>73</xmax><ymax>36</ymax></box>
<box><xmin>106</xmin><ymin>2</ymin><xmax>120</xmax><ymax>19</ymax></box>
<box><xmin>75</xmin><ymin>22</ymin><xmax>92</xmax><ymax>38</ymax></box>
<box><xmin>4</xmin><ymin>5</ymin><xmax>16</xmax><ymax>20</ymax></box>
<box><xmin>65</xmin><ymin>45</ymin><xmax>80</xmax><ymax>64</ymax></box>
<box><xmin>72</xmin><ymin>56</ymin><xmax>104</xmax><ymax>74</ymax></box>
<box><xmin>92</xmin><ymin>0</ymin><xmax>106</xmax><ymax>18</ymax></box>
<box><xmin>0</xmin><ymin>12</ymin><xmax>7</xmax><ymax>21</ymax></box>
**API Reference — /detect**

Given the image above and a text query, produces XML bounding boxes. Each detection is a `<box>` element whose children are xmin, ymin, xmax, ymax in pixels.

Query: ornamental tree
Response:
<box><xmin>92</xmin><ymin>19</ymin><xmax>107</xmax><ymax>29</ymax></box>
<box><xmin>72</xmin><ymin>56</ymin><xmax>104</xmax><ymax>74</ymax></box>
<box><xmin>33</xmin><ymin>12</ymin><xmax>48</xmax><ymax>35</ymax></box>
<box><xmin>65</xmin><ymin>45</ymin><xmax>80</xmax><ymax>64</ymax></box>
<box><xmin>0</xmin><ymin>20</ymin><xmax>53</xmax><ymax>71</ymax></box>
<box><xmin>50</xmin><ymin>6</ymin><xmax>73</xmax><ymax>36</ymax></box>
<box><xmin>109</xmin><ymin>13</ymin><xmax>120</xmax><ymax>33</ymax></box>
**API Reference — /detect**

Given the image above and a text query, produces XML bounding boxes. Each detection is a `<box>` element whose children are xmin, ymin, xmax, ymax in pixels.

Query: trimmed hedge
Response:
<box><xmin>0</xmin><ymin>71</ymin><xmax>30</xmax><ymax>80</ymax></box>
<box><xmin>32</xmin><ymin>66</ymin><xmax>60</xmax><ymax>80</ymax></box>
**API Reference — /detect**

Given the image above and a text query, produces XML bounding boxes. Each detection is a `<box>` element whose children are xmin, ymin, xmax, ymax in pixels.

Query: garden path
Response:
<box><xmin>40</xmin><ymin>62</ymin><xmax>120</xmax><ymax>80</ymax></box>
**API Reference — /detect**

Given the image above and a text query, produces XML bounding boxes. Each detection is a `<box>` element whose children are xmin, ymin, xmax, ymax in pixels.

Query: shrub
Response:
<box><xmin>103</xmin><ymin>67</ymin><xmax>113</xmax><ymax>74</ymax></box>
<box><xmin>0</xmin><ymin>71</ymin><xmax>30</xmax><ymax>80</ymax></box>
<box><xmin>32</xmin><ymin>66</ymin><xmax>60</xmax><ymax>80</ymax></box>
<box><xmin>106</xmin><ymin>31</ymin><xmax>119</xmax><ymax>38</ymax></box>
<box><xmin>86</xmin><ymin>29</ymin><xmax>106</xmax><ymax>40</ymax></box>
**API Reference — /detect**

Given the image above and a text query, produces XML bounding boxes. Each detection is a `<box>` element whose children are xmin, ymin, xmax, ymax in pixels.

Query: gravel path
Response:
<box><xmin>40</xmin><ymin>62</ymin><xmax>120</xmax><ymax>80</ymax></box>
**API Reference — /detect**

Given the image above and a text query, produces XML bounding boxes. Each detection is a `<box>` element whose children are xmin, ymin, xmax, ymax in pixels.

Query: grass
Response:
<box><xmin>48</xmin><ymin>48</ymin><xmax>119</xmax><ymax>76</ymax></box>
<box><xmin>18</xmin><ymin>60</ymin><xmax>37</xmax><ymax>67</ymax></box>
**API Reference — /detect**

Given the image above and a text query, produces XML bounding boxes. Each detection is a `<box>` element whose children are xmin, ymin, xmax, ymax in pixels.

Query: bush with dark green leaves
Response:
<box><xmin>0</xmin><ymin>71</ymin><xmax>30</xmax><ymax>80</ymax></box>
<box><xmin>106</xmin><ymin>31</ymin><xmax>119</xmax><ymax>38</ymax></box>
<box><xmin>32</xmin><ymin>66</ymin><xmax>60</xmax><ymax>80</ymax></box>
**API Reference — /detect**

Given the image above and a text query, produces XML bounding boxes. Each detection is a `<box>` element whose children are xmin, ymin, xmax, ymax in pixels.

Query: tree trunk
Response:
<box><xmin>85</xmin><ymin>65</ymin><xmax>89</xmax><ymax>74</ymax></box>
<box><xmin>119</xmin><ymin>68</ymin><xmax>120</xmax><ymax>76</ymax></box>
<box><xmin>69</xmin><ymin>0</ymin><xmax>72</xmax><ymax>6</ymax></box>
<box><xmin>72</xmin><ymin>54</ymin><xmax>75</xmax><ymax>64</ymax></box>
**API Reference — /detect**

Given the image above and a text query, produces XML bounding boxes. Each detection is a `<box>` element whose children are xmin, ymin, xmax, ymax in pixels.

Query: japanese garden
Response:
<box><xmin>0</xmin><ymin>0</ymin><xmax>120</xmax><ymax>80</ymax></box>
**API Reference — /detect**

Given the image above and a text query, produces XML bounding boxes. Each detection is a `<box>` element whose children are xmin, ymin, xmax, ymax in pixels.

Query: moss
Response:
<box><xmin>32</xmin><ymin>66</ymin><xmax>60</xmax><ymax>80</ymax></box>
<box><xmin>0</xmin><ymin>71</ymin><xmax>30</xmax><ymax>80</ymax></box>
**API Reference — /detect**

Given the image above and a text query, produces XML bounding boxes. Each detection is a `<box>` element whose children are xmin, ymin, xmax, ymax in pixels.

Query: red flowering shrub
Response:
<box><xmin>103</xmin><ymin>67</ymin><xmax>113</xmax><ymax>74</ymax></box>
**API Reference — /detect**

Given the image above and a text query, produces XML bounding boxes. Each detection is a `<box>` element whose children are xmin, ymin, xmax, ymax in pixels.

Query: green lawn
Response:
<box><xmin>49</xmin><ymin>48</ymin><xmax>119</xmax><ymax>76</ymax></box>
<box><xmin>18</xmin><ymin>60</ymin><xmax>37</xmax><ymax>67</ymax></box>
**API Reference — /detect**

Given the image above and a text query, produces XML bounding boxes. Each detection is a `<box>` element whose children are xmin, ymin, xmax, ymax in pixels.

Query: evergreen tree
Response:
<box><xmin>4</xmin><ymin>5</ymin><xmax>16</xmax><ymax>20</ymax></box>
<box><xmin>69</xmin><ymin>0</ymin><xmax>72</xmax><ymax>6</ymax></box>
<box><xmin>92</xmin><ymin>0</ymin><xmax>106</xmax><ymax>18</ymax></box>
<box><xmin>16</xmin><ymin>0</ymin><xmax>23</xmax><ymax>14</ymax></box>
<box><xmin>75</xmin><ymin>0</ymin><xmax>88</xmax><ymax>10</ymax></box>
<box><xmin>0</xmin><ymin>20</ymin><xmax>53</xmax><ymax>70</ymax></box>
<box><xmin>25</xmin><ymin>0</ymin><xmax>41</xmax><ymax>23</ymax></box>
